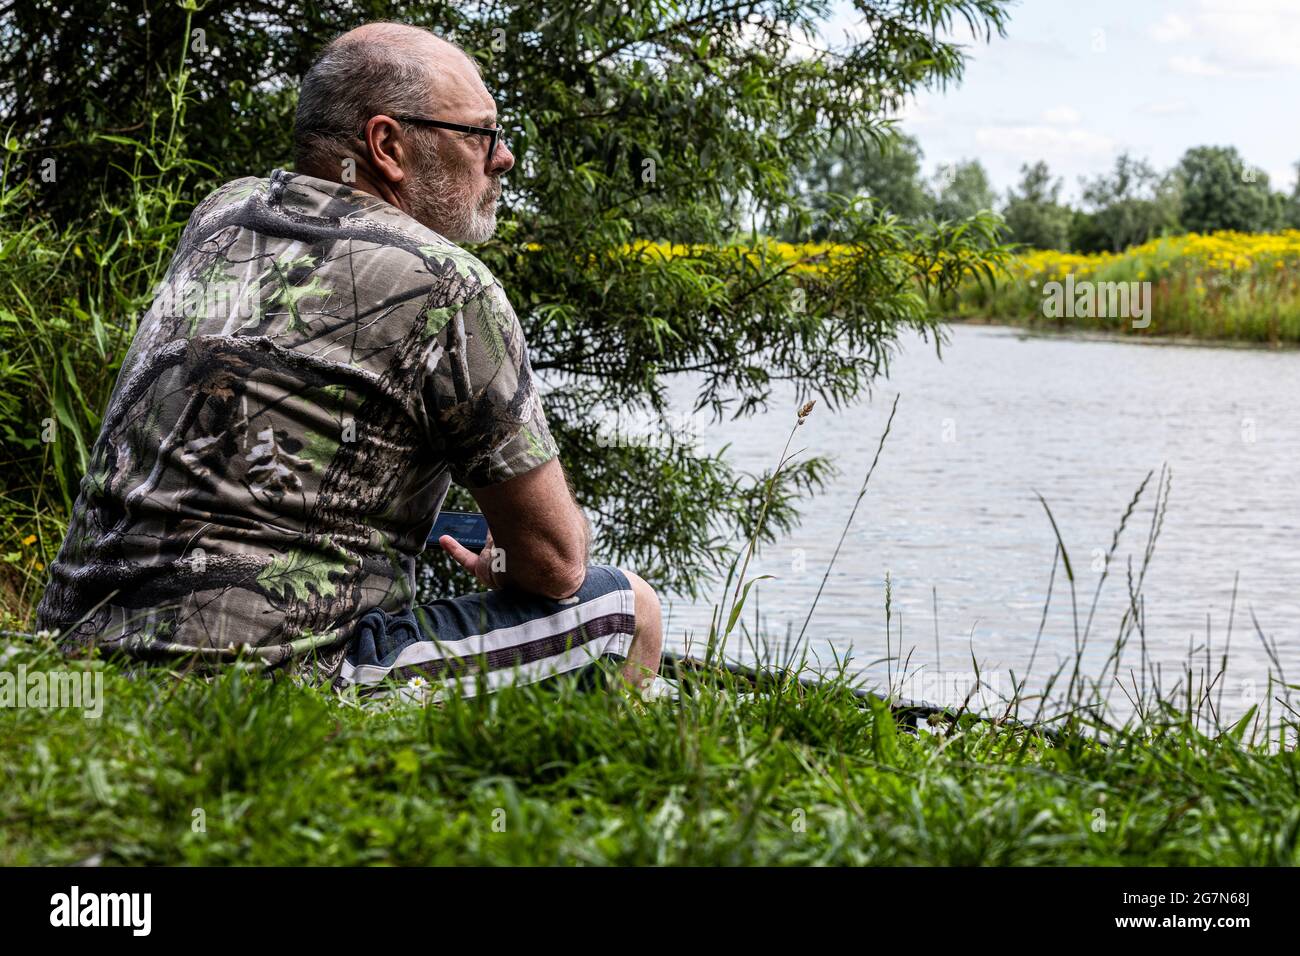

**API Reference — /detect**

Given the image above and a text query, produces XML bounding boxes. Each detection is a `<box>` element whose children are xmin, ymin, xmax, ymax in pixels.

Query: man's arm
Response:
<box><xmin>440</xmin><ymin>458</ymin><xmax>589</xmax><ymax>600</ymax></box>
<box><xmin>424</xmin><ymin>280</ymin><xmax>586</xmax><ymax>598</ymax></box>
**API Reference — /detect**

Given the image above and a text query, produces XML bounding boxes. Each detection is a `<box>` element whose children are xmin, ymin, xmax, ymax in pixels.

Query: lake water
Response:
<box><xmin>660</xmin><ymin>324</ymin><xmax>1300</xmax><ymax>720</ymax></box>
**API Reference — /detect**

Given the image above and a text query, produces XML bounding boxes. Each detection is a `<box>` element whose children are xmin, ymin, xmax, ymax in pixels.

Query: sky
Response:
<box><xmin>818</xmin><ymin>0</ymin><xmax>1300</xmax><ymax>202</ymax></box>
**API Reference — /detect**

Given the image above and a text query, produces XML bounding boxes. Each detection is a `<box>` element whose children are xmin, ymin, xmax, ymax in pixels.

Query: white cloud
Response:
<box><xmin>1268</xmin><ymin>164</ymin><xmax>1298</xmax><ymax>192</ymax></box>
<box><xmin>1149</xmin><ymin>14</ymin><xmax>1193</xmax><ymax>44</ymax></box>
<box><xmin>1155</xmin><ymin>0</ymin><xmax>1300</xmax><ymax>75</ymax></box>
<box><xmin>974</xmin><ymin>125</ymin><xmax>1115</xmax><ymax>158</ymax></box>
<box><xmin>1042</xmin><ymin>106</ymin><xmax>1082</xmax><ymax>125</ymax></box>
<box><xmin>1168</xmin><ymin>55</ymin><xmax>1226</xmax><ymax>77</ymax></box>
<box><xmin>894</xmin><ymin>93</ymin><xmax>941</xmax><ymax>127</ymax></box>
<box><xmin>1137</xmin><ymin>99</ymin><xmax>1193</xmax><ymax>116</ymax></box>
<box><xmin>1198</xmin><ymin>0</ymin><xmax>1300</xmax><ymax>70</ymax></box>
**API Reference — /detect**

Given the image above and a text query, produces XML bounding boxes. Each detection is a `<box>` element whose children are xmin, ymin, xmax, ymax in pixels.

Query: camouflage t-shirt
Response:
<box><xmin>36</xmin><ymin>169</ymin><xmax>558</xmax><ymax>669</ymax></box>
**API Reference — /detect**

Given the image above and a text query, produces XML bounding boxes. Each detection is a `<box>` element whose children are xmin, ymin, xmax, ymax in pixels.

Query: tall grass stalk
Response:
<box><xmin>0</xmin><ymin>8</ymin><xmax>210</xmax><ymax>627</ymax></box>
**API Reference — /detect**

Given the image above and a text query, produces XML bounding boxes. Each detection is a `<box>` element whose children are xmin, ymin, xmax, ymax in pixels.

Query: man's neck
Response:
<box><xmin>349</xmin><ymin>167</ymin><xmax>413</xmax><ymax>218</ymax></box>
<box><xmin>296</xmin><ymin>161</ymin><xmax>413</xmax><ymax>220</ymax></box>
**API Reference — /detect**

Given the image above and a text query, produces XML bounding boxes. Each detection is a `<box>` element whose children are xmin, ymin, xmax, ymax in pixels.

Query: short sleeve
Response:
<box><xmin>420</xmin><ymin>282</ymin><xmax>559</xmax><ymax>488</ymax></box>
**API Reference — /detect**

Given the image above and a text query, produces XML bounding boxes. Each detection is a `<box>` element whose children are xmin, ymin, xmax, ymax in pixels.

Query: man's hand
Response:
<box><xmin>439</xmin><ymin>531</ymin><xmax>501</xmax><ymax>590</ymax></box>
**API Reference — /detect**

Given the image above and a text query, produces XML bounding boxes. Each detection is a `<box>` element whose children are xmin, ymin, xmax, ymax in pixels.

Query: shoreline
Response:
<box><xmin>944</xmin><ymin>316</ymin><xmax>1300</xmax><ymax>351</ymax></box>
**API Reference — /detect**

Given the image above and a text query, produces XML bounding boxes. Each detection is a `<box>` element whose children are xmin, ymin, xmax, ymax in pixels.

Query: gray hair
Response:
<box><xmin>293</xmin><ymin>23</ymin><xmax>476</xmax><ymax>174</ymax></box>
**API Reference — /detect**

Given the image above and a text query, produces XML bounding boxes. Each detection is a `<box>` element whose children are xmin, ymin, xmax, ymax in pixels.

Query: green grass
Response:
<box><xmin>2</xmin><ymin>635</ymin><xmax>1298</xmax><ymax>867</ymax></box>
<box><xmin>4</xmin><ymin>387</ymin><xmax>1296</xmax><ymax>867</ymax></box>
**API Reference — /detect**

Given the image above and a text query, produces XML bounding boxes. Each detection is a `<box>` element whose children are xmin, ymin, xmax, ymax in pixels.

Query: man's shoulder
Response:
<box><xmin>184</xmin><ymin>175</ymin><xmax>267</xmax><ymax>226</ymax></box>
<box><xmin>186</xmin><ymin>171</ymin><xmax>503</xmax><ymax>308</ymax></box>
<box><xmin>278</xmin><ymin>171</ymin><xmax>502</xmax><ymax>304</ymax></box>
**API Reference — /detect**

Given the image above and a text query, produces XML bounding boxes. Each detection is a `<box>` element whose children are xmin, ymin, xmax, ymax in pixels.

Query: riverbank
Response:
<box><xmin>944</xmin><ymin>230</ymin><xmax>1300</xmax><ymax>344</ymax></box>
<box><xmin>2</xmin><ymin>637</ymin><xmax>1296</xmax><ymax>866</ymax></box>
<box><xmin>948</xmin><ymin>315</ymin><xmax>1300</xmax><ymax>350</ymax></box>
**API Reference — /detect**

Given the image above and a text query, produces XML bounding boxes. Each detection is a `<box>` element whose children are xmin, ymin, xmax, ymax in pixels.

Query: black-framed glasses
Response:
<box><xmin>359</xmin><ymin>115</ymin><xmax>506</xmax><ymax>168</ymax></box>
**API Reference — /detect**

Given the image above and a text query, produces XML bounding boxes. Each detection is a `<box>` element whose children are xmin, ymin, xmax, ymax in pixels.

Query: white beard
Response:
<box><xmin>460</xmin><ymin>197</ymin><xmax>498</xmax><ymax>244</ymax></box>
<box><xmin>409</xmin><ymin>155</ymin><xmax>499</xmax><ymax>244</ymax></box>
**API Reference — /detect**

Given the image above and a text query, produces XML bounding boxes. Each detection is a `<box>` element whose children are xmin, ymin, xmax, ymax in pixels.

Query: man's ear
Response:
<box><xmin>362</xmin><ymin>115</ymin><xmax>408</xmax><ymax>185</ymax></box>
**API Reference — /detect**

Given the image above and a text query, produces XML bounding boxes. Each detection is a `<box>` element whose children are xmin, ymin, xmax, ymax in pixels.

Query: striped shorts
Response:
<box><xmin>334</xmin><ymin>564</ymin><xmax>636</xmax><ymax>701</ymax></box>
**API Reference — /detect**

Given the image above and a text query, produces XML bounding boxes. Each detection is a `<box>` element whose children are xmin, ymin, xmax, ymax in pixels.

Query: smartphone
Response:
<box><xmin>427</xmin><ymin>509</ymin><xmax>489</xmax><ymax>552</ymax></box>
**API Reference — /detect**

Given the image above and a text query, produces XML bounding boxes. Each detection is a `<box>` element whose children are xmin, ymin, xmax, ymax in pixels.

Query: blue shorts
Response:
<box><xmin>335</xmin><ymin>565</ymin><xmax>636</xmax><ymax>700</ymax></box>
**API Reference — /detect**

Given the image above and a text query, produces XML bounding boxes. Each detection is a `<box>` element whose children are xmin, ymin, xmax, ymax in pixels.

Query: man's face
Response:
<box><xmin>404</xmin><ymin>55</ymin><xmax>513</xmax><ymax>244</ymax></box>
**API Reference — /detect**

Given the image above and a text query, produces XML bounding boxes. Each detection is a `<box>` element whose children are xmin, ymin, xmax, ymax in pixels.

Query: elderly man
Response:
<box><xmin>35</xmin><ymin>22</ymin><xmax>663</xmax><ymax>699</ymax></box>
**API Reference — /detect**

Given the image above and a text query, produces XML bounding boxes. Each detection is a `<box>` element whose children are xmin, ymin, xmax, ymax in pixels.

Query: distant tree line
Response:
<box><xmin>795</xmin><ymin>135</ymin><xmax>1300</xmax><ymax>252</ymax></box>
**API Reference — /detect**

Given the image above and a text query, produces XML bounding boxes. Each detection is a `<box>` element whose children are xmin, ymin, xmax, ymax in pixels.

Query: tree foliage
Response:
<box><xmin>1071</xmin><ymin>153</ymin><xmax>1179</xmax><ymax>253</ymax></box>
<box><xmin>1288</xmin><ymin>161</ymin><xmax>1300</xmax><ymax>230</ymax></box>
<box><xmin>930</xmin><ymin>158</ymin><xmax>997</xmax><ymax>223</ymax></box>
<box><xmin>1</xmin><ymin>0</ymin><xmax>1012</xmax><ymax>607</ymax></box>
<box><xmin>1175</xmin><ymin>145</ymin><xmax>1280</xmax><ymax>235</ymax></box>
<box><xmin>1002</xmin><ymin>160</ymin><xmax>1070</xmax><ymax>251</ymax></box>
<box><xmin>793</xmin><ymin>131</ymin><xmax>933</xmax><ymax>234</ymax></box>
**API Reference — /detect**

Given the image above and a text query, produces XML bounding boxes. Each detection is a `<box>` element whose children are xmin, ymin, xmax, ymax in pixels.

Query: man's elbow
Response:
<box><xmin>532</xmin><ymin>557</ymin><xmax>587</xmax><ymax>601</ymax></box>
<box><xmin>526</xmin><ymin>521</ymin><xmax>588</xmax><ymax>599</ymax></box>
<box><xmin>502</xmin><ymin>546</ymin><xmax>585</xmax><ymax>601</ymax></box>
